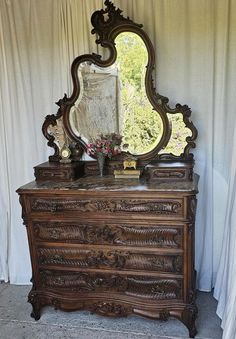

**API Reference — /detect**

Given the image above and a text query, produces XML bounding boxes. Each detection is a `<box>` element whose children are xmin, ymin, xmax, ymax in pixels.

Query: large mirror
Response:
<box><xmin>43</xmin><ymin>0</ymin><xmax>197</xmax><ymax>164</ymax></box>
<box><xmin>69</xmin><ymin>32</ymin><xmax>163</xmax><ymax>155</ymax></box>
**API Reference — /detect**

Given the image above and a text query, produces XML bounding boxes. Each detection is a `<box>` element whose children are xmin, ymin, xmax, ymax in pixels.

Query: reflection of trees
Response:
<box><xmin>116</xmin><ymin>32</ymin><xmax>189</xmax><ymax>155</ymax></box>
<box><xmin>161</xmin><ymin>114</ymin><xmax>191</xmax><ymax>156</ymax></box>
<box><xmin>116</xmin><ymin>32</ymin><xmax>162</xmax><ymax>155</ymax></box>
<box><xmin>121</xmin><ymin>85</ymin><xmax>162</xmax><ymax>154</ymax></box>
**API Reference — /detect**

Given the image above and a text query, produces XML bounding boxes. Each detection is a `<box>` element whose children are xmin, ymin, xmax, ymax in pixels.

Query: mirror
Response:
<box><xmin>43</xmin><ymin>0</ymin><xmax>197</xmax><ymax>164</ymax></box>
<box><xmin>69</xmin><ymin>62</ymin><xmax>120</xmax><ymax>143</ymax></box>
<box><xmin>160</xmin><ymin>113</ymin><xmax>192</xmax><ymax>156</ymax></box>
<box><xmin>69</xmin><ymin>32</ymin><xmax>163</xmax><ymax>155</ymax></box>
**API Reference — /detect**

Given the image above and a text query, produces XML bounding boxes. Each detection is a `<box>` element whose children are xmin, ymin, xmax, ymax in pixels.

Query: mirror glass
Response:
<box><xmin>160</xmin><ymin>113</ymin><xmax>192</xmax><ymax>155</ymax></box>
<box><xmin>69</xmin><ymin>62</ymin><xmax>119</xmax><ymax>144</ymax></box>
<box><xmin>69</xmin><ymin>32</ymin><xmax>164</xmax><ymax>155</ymax></box>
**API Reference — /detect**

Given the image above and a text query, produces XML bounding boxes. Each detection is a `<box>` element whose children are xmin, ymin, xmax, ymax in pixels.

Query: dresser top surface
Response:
<box><xmin>17</xmin><ymin>174</ymin><xmax>199</xmax><ymax>194</ymax></box>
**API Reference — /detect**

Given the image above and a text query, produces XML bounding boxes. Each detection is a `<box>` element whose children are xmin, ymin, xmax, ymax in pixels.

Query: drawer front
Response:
<box><xmin>33</xmin><ymin>221</ymin><xmax>184</xmax><ymax>249</ymax></box>
<box><xmin>37</xmin><ymin>246</ymin><xmax>183</xmax><ymax>274</ymax></box>
<box><xmin>39</xmin><ymin>270</ymin><xmax>183</xmax><ymax>301</ymax></box>
<box><xmin>30</xmin><ymin>196</ymin><xmax>184</xmax><ymax>219</ymax></box>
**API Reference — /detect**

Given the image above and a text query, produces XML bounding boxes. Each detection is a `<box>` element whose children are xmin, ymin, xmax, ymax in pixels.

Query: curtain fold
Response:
<box><xmin>1</xmin><ymin>0</ymin><xmax>236</xmax><ymax>336</ymax></box>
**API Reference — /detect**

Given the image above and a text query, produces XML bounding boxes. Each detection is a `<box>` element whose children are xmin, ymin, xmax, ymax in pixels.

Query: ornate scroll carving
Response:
<box><xmin>88</xmin><ymin>302</ymin><xmax>131</xmax><ymax>317</ymax></box>
<box><xmin>33</xmin><ymin>222</ymin><xmax>182</xmax><ymax>248</ymax></box>
<box><xmin>91</xmin><ymin>0</ymin><xmax>142</xmax><ymax>44</ymax></box>
<box><xmin>38</xmin><ymin>248</ymin><xmax>129</xmax><ymax>269</ymax></box>
<box><xmin>40</xmin><ymin>271</ymin><xmax>182</xmax><ymax>300</ymax></box>
<box><xmin>31</xmin><ymin>198</ymin><xmax>182</xmax><ymax>215</ymax></box>
<box><xmin>38</xmin><ymin>247</ymin><xmax>183</xmax><ymax>273</ymax></box>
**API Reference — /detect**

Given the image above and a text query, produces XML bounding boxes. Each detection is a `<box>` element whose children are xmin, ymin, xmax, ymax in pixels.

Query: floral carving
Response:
<box><xmin>40</xmin><ymin>271</ymin><xmax>182</xmax><ymax>300</ymax></box>
<box><xmin>38</xmin><ymin>247</ymin><xmax>182</xmax><ymax>273</ymax></box>
<box><xmin>88</xmin><ymin>302</ymin><xmax>131</xmax><ymax>317</ymax></box>
<box><xmin>31</xmin><ymin>198</ymin><xmax>182</xmax><ymax>215</ymax></box>
<box><xmin>33</xmin><ymin>222</ymin><xmax>182</xmax><ymax>248</ymax></box>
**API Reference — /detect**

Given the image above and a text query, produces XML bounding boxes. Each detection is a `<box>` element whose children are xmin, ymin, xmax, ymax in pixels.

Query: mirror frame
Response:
<box><xmin>42</xmin><ymin>0</ymin><xmax>197</xmax><ymax>164</ymax></box>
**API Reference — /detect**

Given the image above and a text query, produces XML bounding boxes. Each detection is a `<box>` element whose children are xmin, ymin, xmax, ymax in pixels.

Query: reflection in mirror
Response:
<box><xmin>69</xmin><ymin>62</ymin><xmax>120</xmax><ymax>143</ymax></box>
<box><xmin>115</xmin><ymin>32</ymin><xmax>163</xmax><ymax>155</ymax></box>
<box><xmin>69</xmin><ymin>32</ymin><xmax>163</xmax><ymax>155</ymax></box>
<box><xmin>160</xmin><ymin>113</ymin><xmax>192</xmax><ymax>155</ymax></box>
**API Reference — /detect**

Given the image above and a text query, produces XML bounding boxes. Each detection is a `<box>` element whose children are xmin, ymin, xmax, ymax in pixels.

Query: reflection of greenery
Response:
<box><xmin>115</xmin><ymin>32</ymin><xmax>189</xmax><ymax>155</ymax></box>
<box><xmin>116</xmin><ymin>32</ymin><xmax>162</xmax><ymax>155</ymax></box>
<box><xmin>161</xmin><ymin>114</ymin><xmax>191</xmax><ymax>156</ymax></box>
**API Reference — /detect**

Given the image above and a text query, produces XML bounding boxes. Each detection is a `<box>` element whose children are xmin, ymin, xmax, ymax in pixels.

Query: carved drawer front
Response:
<box><xmin>33</xmin><ymin>221</ymin><xmax>183</xmax><ymax>249</ymax></box>
<box><xmin>39</xmin><ymin>270</ymin><xmax>183</xmax><ymax>300</ymax></box>
<box><xmin>30</xmin><ymin>196</ymin><xmax>184</xmax><ymax>219</ymax></box>
<box><xmin>37</xmin><ymin>246</ymin><xmax>183</xmax><ymax>274</ymax></box>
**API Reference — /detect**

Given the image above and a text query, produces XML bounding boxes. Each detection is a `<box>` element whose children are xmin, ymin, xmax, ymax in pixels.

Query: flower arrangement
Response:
<box><xmin>87</xmin><ymin>133</ymin><xmax>123</xmax><ymax>158</ymax></box>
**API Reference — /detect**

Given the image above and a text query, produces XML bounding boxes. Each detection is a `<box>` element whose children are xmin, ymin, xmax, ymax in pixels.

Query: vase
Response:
<box><xmin>97</xmin><ymin>153</ymin><xmax>106</xmax><ymax>177</ymax></box>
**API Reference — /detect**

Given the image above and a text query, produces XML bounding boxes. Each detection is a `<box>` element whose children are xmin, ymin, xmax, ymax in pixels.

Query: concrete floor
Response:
<box><xmin>0</xmin><ymin>283</ymin><xmax>222</xmax><ymax>339</ymax></box>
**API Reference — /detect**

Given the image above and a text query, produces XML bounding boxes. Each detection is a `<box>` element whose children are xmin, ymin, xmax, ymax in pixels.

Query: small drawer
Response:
<box><xmin>33</xmin><ymin>221</ymin><xmax>184</xmax><ymax>249</ymax></box>
<box><xmin>29</xmin><ymin>196</ymin><xmax>184</xmax><ymax>219</ymax></box>
<box><xmin>37</xmin><ymin>246</ymin><xmax>183</xmax><ymax>274</ymax></box>
<box><xmin>39</xmin><ymin>269</ymin><xmax>183</xmax><ymax>301</ymax></box>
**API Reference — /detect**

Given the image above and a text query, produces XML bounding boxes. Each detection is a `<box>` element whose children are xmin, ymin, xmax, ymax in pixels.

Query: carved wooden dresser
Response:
<box><xmin>17</xmin><ymin>1</ymin><xmax>199</xmax><ymax>337</ymax></box>
<box><xmin>18</xmin><ymin>174</ymin><xmax>198</xmax><ymax>337</ymax></box>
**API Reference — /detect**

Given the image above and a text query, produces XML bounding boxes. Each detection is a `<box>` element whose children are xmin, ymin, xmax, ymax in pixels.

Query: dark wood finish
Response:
<box><xmin>42</xmin><ymin>0</ymin><xmax>197</xmax><ymax>164</ymax></box>
<box><xmin>34</xmin><ymin>161</ymin><xmax>84</xmax><ymax>182</ymax></box>
<box><xmin>17</xmin><ymin>1</ymin><xmax>199</xmax><ymax>337</ymax></box>
<box><xmin>17</xmin><ymin>176</ymin><xmax>198</xmax><ymax>338</ymax></box>
<box><xmin>145</xmin><ymin>162</ymin><xmax>194</xmax><ymax>182</ymax></box>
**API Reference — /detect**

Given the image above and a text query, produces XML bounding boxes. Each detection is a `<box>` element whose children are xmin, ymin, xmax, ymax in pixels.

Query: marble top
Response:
<box><xmin>17</xmin><ymin>174</ymin><xmax>199</xmax><ymax>193</ymax></box>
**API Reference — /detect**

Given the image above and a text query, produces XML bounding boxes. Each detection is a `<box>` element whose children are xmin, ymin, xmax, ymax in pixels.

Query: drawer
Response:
<box><xmin>29</xmin><ymin>196</ymin><xmax>184</xmax><ymax>219</ymax></box>
<box><xmin>33</xmin><ymin>221</ymin><xmax>184</xmax><ymax>249</ymax></box>
<box><xmin>39</xmin><ymin>269</ymin><xmax>183</xmax><ymax>301</ymax></box>
<box><xmin>37</xmin><ymin>246</ymin><xmax>183</xmax><ymax>274</ymax></box>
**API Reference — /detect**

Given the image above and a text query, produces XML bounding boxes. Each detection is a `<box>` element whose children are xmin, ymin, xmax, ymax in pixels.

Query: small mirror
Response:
<box><xmin>160</xmin><ymin>113</ymin><xmax>192</xmax><ymax>155</ymax></box>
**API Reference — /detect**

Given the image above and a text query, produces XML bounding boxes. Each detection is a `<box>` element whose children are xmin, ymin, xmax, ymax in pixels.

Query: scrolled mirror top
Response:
<box><xmin>43</xmin><ymin>0</ymin><xmax>197</xmax><ymax>165</ymax></box>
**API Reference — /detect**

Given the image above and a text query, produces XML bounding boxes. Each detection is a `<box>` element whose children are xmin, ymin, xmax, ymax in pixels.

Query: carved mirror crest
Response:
<box><xmin>43</xmin><ymin>0</ymin><xmax>197</xmax><ymax>165</ymax></box>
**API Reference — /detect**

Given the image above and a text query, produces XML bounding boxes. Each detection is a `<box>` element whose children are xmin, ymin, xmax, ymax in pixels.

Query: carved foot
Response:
<box><xmin>28</xmin><ymin>292</ymin><xmax>41</xmax><ymax>321</ymax></box>
<box><xmin>181</xmin><ymin>306</ymin><xmax>198</xmax><ymax>338</ymax></box>
<box><xmin>30</xmin><ymin>308</ymin><xmax>41</xmax><ymax>321</ymax></box>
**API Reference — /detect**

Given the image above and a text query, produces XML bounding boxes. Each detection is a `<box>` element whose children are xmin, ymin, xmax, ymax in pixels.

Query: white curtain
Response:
<box><xmin>1</xmin><ymin>0</ymin><xmax>236</xmax><ymax>337</ymax></box>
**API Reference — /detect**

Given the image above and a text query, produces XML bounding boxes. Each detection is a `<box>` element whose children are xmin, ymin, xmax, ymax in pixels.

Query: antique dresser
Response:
<box><xmin>17</xmin><ymin>1</ymin><xmax>198</xmax><ymax>337</ymax></box>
